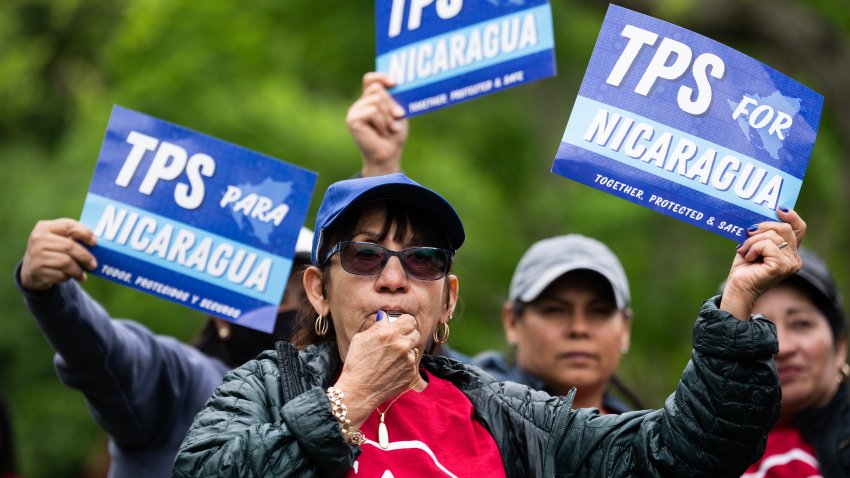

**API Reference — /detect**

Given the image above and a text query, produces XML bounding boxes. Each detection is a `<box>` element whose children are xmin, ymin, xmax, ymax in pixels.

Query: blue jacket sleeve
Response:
<box><xmin>15</xmin><ymin>263</ymin><xmax>227</xmax><ymax>450</ymax></box>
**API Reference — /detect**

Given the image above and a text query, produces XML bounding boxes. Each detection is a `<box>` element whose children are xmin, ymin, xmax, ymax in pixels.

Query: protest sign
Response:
<box><xmin>551</xmin><ymin>5</ymin><xmax>823</xmax><ymax>241</ymax></box>
<box><xmin>376</xmin><ymin>0</ymin><xmax>557</xmax><ymax>116</ymax></box>
<box><xmin>80</xmin><ymin>106</ymin><xmax>317</xmax><ymax>332</ymax></box>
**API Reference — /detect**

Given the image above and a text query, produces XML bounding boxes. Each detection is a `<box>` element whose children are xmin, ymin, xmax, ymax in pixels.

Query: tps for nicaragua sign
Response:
<box><xmin>80</xmin><ymin>106</ymin><xmax>317</xmax><ymax>332</ymax></box>
<box><xmin>376</xmin><ymin>0</ymin><xmax>557</xmax><ymax>116</ymax></box>
<box><xmin>551</xmin><ymin>5</ymin><xmax>823</xmax><ymax>241</ymax></box>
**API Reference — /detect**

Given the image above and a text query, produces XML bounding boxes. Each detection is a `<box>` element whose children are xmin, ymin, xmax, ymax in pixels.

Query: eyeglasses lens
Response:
<box><xmin>339</xmin><ymin>242</ymin><xmax>449</xmax><ymax>280</ymax></box>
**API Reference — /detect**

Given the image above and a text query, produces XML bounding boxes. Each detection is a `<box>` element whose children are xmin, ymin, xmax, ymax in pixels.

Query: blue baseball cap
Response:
<box><xmin>311</xmin><ymin>173</ymin><xmax>465</xmax><ymax>265</ymax></box>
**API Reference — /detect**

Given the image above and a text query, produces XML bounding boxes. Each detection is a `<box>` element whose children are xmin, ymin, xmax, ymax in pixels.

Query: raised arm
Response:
<box><xmin>347</xmin><ymin>72</ymin><xmax>408</xmax><ymax>177</ymax></box>
<box><xmin>17</xmin><ymin>218</ymin><xmax>225</xmax><ymax>450</ymax></box>
<box><xmin>550</xmin><ymin>210</ymin><xmax>804</xmax><ymax>476</ymax></box>
<box><xmin>720</xmin><ymin>207</ymin><xmax>805</xmax><ymax>319</ymax></box>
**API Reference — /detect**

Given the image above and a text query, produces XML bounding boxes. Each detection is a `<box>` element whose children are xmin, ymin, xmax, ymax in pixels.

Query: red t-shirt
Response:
<box><xmin>348</xmin><ymin>369</ymin><xmax>506</xmax><ymax>478</ymax></box>
<box><xmin>742</xmin><ymin>424</ymin><xmax>821</xmax><ymax>478</ymax></box>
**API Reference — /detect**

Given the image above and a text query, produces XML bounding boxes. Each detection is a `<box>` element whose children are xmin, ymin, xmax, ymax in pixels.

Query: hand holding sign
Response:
<box><xmin>21</xmin><ymin>219</ymin><xmax>98</xmax><ymax>290</ymax></box>
<box><xmin>348</xmin><ymin>72</ymin><xmax>408</xmax><ymax>177</ymax></box>
<box><xmin>720</xmin><ymin>208</ymin><xmax>805</xmax><ymax>320</ymax></box>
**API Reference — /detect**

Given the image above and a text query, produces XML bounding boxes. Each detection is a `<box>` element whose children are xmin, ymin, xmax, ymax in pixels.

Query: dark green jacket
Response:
<box><xmin>173</xmin><ymin>297</ymin><xmax>780</xmax><ymax>477</ymax></box>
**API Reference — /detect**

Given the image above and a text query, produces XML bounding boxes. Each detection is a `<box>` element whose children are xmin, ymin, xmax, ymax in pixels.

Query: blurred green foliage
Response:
<box><xmin>1</xmin><ymin>0</ymin><xmax>848</xmax><ymax>475</ymax></box>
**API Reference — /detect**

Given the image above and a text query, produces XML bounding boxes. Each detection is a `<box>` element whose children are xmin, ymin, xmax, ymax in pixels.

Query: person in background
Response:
<box><xmin>742</xmin><ymin>248</ymin><xmax>849</xmax><ymax>478</ymax></box>
<box><xmin>190</xmin><ymin>228</ymin><xmax>314</xmax><ymax>365</ymax></box>
<box><xmin>0</xmin><ymin>392</ymin><xmax>20</xmax><ymax>478</ymax></box>
<box><xmin>174</xmin><ymin>172</ymin><xmax>803</xmax><ymax>477</ymax></box>
<box><xmin>474</xmin><ymin>234</ymin><xmax>642</xmax><ymax>412</ymax></box>
<box><xmin>14</xmin><ymin>75</ymin><xmax>415</xmax><ymax>477</ymax></box>
<box><xmin>16</xmin><ymin>222</ymin><xmax>313</xmax><ymax>477</ymax></box>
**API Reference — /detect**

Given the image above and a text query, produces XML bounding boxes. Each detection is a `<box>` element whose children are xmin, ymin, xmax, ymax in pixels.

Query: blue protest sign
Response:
<box><xmin>376</xmin><ymin>0</ymin><xmax>557</xmax><ymax>116</ymax></box>
<box><xmin>80</xmin><ymin>106</ymin><xmax>317</xmax><ymax>332</ymax></box>
<box><xmin>551</xmin><ymin>5</ymin><xmax>823</xmax><ymax>241</ymax></box>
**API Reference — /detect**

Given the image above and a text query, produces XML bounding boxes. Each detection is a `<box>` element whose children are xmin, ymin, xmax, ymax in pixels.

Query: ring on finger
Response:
<box><xmin>777</xmin><ymin>241</ymin><xmax>789</xmax><ymax>250</ymax></box>
<box><xmin>412</xmin><ymin>347</ymin><xmax>420</xmax><ymax>362</ymax></box>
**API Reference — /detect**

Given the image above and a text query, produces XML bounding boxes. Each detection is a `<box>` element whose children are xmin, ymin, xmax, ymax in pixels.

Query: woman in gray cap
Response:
<box><xmin>175</xmin><ymin>173</ymin><xmax>805</xmax><ymax>477</ymax></box>
<box><xmin>474</xmin><ymin>234</ymin><xmax>640</xmax><ymax>412</ymax></box>
<box><xmin>742</xmin><ymin>248</ymin><xmax>848</xmax><ymax>478</ymax></box>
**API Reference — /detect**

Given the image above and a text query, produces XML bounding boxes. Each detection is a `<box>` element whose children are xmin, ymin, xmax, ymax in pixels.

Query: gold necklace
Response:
<box><xmin>376</xmin><ymin>388</ymin><xmax>412</xmax><ymax>449</ymax></box>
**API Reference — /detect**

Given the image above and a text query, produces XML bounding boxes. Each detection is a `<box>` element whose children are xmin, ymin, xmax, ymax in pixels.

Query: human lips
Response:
<box><xmin>559</xmin><ymin>351</ymin><xmax>598</xmax><ymax>364</ymax></box>
<box><xmin>776</xmin><ymin>364</ymin><xmax>803</xmax><ymax>381</ymax></box>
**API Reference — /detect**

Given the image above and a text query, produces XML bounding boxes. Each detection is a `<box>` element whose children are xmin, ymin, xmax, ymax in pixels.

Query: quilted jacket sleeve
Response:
<box><xmin>173</xmin><ymin>355</ymin><xmax>359</xmax><ymax>478</ymax></box>
<box><xmin>550</xmin><ymin>296</ymin><xmax>781</xmax><ymax>477</ymax></box>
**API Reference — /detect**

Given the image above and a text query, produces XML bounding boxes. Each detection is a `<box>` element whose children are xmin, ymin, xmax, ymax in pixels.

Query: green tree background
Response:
<box><xmin>1</xmin><ymin>0</ymin><xmax>847</xmax><ymax>475</ymax></box>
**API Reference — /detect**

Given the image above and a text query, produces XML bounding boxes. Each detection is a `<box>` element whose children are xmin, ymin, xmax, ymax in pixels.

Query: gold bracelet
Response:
<box><xmin>326</xmin><ymin>387</ymin><xmax>366</xmax><ymax>445</ymax></box>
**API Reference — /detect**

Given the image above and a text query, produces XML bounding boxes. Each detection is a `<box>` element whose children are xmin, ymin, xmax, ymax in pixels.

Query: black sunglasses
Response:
<box><xmin>324</xmin><ymin>241</ymin><xmax>454</xmax><ymax>281</ymax></box>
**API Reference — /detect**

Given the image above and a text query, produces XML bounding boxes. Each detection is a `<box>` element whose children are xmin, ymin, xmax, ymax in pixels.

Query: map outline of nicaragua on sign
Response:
<box><xmin>376</xmin><ymin>0</ymin><xmax>557</xmax><ymax>117</ymax></box>
<box><xmin>551</xmin><ymin>4</ymin><xmax>823</xmax><ymax>241</ymax></box>
<box><xmin>80</xmin><ymin>105</ymin><xmax>317</xmax><ymax>333</ymax></box>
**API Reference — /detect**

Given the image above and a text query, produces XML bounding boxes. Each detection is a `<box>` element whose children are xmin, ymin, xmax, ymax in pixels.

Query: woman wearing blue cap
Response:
<box><xmin>174</xmin><ymin>173</ymin><xmax>805</xmax><ymax>477</ymax></box>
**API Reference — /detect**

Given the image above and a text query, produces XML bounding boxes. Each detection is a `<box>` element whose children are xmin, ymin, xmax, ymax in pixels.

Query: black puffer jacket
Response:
<box><xmin>173</xmin><ymin>297</ymin><xmax>780</xmax><ymax>477</ymax></box>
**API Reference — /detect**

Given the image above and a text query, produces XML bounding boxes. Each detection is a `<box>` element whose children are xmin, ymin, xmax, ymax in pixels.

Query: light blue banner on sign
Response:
<box><xmin>377</xmin><ymin>5</ymin><xmax>554</xmax><ymax>94</ymax></box>
<box><xmin>81</xmin><ymin>105</ymin><xmax>317</xmax><ymax>332</ymax></box>
<box><xmin>551</xmin><ymin>5</ymin><xmax>822</xmax><ymax>241</ymax></box>
<box><xmin>563</xmin><ymin>96</ymin><xmax>803</xmax><ymax>217</ymax></box>
<box><xmin>375</xmin><ymin>0</ymin><xmax>557</xmax><ymax>116</ymax></box>
<box><xmin>81</xmin><ymin>193</ymin><xmax>291</xmax><ymax>304</ymax></box>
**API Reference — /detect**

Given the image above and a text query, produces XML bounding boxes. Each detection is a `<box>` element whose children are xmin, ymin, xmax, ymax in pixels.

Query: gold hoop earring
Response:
<box><xmin>315</xmin><ymin>315</ymin><xmax>329</xmax><ymax>337</ymax></box>
<box><xmin>838</xmin><ymin>363</ymin><xmax>850</xmax><ymax>384</ymax></box>
<box><xmin>433</xmin><ymin>321</ymin><xmax>450</xmax><ymax>344</ymax></box>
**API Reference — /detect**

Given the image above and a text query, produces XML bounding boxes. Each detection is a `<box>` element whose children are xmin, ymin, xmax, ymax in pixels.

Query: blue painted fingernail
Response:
<box><xmin>779</xmin><ymin>206</ymin><xmax>789</xmax><ymax>213</ymax></box>
<box><xmin>747</xmin><ymin>225</ymin><xmax>759</xmax><ymax>232</ymax></box>
<box><xmin>376</xmin><ymin>310</ymin><xmax>384</xmax><ymax>322</ymax></box>
<box><xmin>736</xmin><ymin>243</ymin><xmax>743</xmax><ymax>249</ymax></box>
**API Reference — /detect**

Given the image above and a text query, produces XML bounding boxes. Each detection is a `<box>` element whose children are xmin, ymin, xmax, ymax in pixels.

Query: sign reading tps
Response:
<box><xmin>81</xmin><ymin>106</ymin><xmax>317</xmax><ymax>332</ymax></box>
<box><xmin>376</xmin><ymin>0</ymin><xmax>557</xmax><ymax>116</ymax></box>
<box><xmin>551</xmin><ymin>5</ymin><xmax>823</xmax><ymax>241</ymax></box>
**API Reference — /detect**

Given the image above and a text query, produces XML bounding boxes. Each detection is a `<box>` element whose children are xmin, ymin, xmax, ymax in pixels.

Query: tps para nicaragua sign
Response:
<box><xmin>551</xmin><ymin>5</ymin><xmax>823</xmax><ymax>241</ymax></box>
<box><xmin>80</xmin><ymin>106</ymin><xmax>317</xmax><ymax>332</ymax></box>
<box><xmin>376</xmin><ymin>0</ymin><xmax>557</xmax><ymax>116</ymax></box>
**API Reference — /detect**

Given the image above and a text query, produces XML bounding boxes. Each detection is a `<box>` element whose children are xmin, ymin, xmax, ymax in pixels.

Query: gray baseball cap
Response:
<box><xmin>508</xmin><ymin>234</ymin><xmax>630</xmax><ymax>309</ymax></box>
